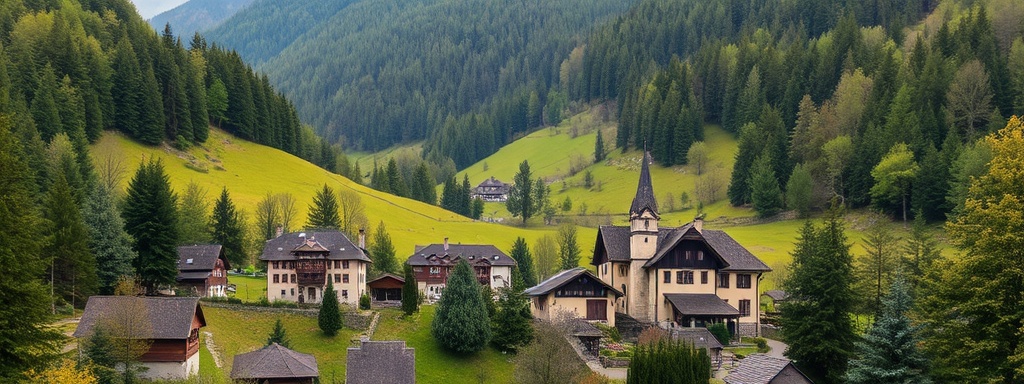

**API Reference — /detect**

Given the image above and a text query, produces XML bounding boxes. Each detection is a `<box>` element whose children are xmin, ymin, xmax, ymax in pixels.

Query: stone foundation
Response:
<box><xmin>738</xmin><ymin>322</ymin><xmax>758</xmax><ymax>337</ymax></box>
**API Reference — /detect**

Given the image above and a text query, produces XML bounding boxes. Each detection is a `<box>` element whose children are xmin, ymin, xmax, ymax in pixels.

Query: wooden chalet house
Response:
<box><xmin>471</xmin><ymin>176</ymin><xmax>511</xmax><ymax>202</ymax></box>
<box><xmin>591</xmin><ymin>152</ymin><xmax>771</xmax><ymax>336</ymax></box>
<box><xmin>524</xmin><ymin>267</ymin><xmax>623</xmax><ymax>326</ymax></box>
<box><xmin>405</xmin><ymin>239</ymin><xmax>515</xmax><ymax>299</ymax></box>
<box><xmin>230</xmin><ymin>343</ymin><xmax>319</xmax><ymax>384</ymax></box>
<box><xmin>176</xmin><ymin>244</ymin><xmax>230</xmax><ymax>297</ymax></box>
<box><xmin>260</xmin><ymin>230</ymin><xmax>371</xmax><ymax>305</ymax></box>
<box><xmin>74</xmin><ymin>296</ymin><xmax>206</xmax><ymax>380</ymax></box>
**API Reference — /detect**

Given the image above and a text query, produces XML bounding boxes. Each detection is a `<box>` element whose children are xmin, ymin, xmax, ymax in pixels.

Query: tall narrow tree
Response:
<box><xmin>319</xmin><ymin>280</ymin><xmax>342</xmax><ymax>336</ymax></box>
<box><xmin>44</xmin><ymin>168</ymin><xmax>97</xmax><ymax>310</ymax></box>
<box><xmin>83</xmin><ymin>183</ymin><xmax>137</xmax><ymax>295</ymax></box>
<box><xmin>369</xmin><ymin>221</ymin><xmax>397</xmax><ymax>276</ymax></box>
<box><xmin>401</xmin><ymin>264</ymin><xmax>419</xmax><ymax>316</ymax></box>
<box><xmin>306</xmin><ymin>184</ymin><xmax>341</xmax><ymax>229</ymax></box>
<box><xmin>507</xmin><ymin>161</ymin><xmax>535</xmax><ymax>224</ymax></box>
<box><xmin>177</xmin><ymin>182</ymin><xmax>210</xmax><ymax>245</ymax></box>
<box><xmin>558</xmin><ymin>222</ymin><xmax>581</xmax><ymax>270</ymax></box>
<box><xmin>122</xmin><ymin>159</ymin><xmax>179</xmax><ymax>293</ymax></box>
<box><xmin>509</xmin><ymin>237</ymin><xmax>537</xmax><ymax>287</ymax></box>
<box><xmin>211</xmin><ymin>188</ymin><xmax>246</xmax><ymax>267</ymax></box>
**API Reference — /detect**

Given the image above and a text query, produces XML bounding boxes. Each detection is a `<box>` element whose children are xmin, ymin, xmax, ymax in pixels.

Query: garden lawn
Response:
<box><xmin>372</xmin><ymin>306</ymin><xmax>515</xmax><ymax>384</ymax></box>
<box><xmin>227</xmin><ymin>274</ymin><xmax>267</xmax><ymax>304</ymax></box>
<box><xmin>201</xmin><ymin>306</ymin><xmax>361</xmax><ymax>382</ymax></box>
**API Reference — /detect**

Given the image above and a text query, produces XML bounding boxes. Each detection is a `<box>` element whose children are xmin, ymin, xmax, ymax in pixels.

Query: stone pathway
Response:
<box><xmin>765</xmin><ymin>338</ymin><xmax>788</xmax><ymax>359</ymax></box>
<box><xmin>204</xmin><ymin>331</ymin><xmax>224</xmax><ymax>368</ymax></box>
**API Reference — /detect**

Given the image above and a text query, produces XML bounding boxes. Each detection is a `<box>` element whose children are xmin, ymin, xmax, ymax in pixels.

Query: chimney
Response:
<box><xmin>358</xmin><ymin>228</ymin><xmax>366</xmax><ymax>248</ymax></box>
<box><xmin>444</xmin><ymin>237</ymin><xmax>449</xmax><ymax>251</ymax></box>
<box><xmin>275</xmin><ymin>225</ymin><xmax>283</xmax><ymax>238</ymax></box>
<box><xmin>694</xmin><ymin>215</ymin><xmax>704</xmax><ymax>233</ymax></box>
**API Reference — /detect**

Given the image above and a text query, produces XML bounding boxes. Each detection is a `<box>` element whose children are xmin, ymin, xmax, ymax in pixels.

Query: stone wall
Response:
<box><xmin>600</xmin><ymin>356</ymin><xmax>630</xmax><ymax>368</ymax></box>
<box><xmin>738</xmin><ymin>322</ymin><xmax>758</xmax><ymax>337</ymax></box>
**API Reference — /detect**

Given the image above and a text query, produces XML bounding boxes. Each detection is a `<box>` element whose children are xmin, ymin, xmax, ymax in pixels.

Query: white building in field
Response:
<box><xmin>260</xmin><ymin>230</ymin><xmax>371</xmax><ymax>305</ymax></box>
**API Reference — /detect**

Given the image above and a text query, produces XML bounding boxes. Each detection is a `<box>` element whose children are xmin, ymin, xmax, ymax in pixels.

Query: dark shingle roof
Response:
<box><xmin>177</xmin><ymin>271</ymin><xmax>212</xmax><ymax>281</ymax></box>
<box><xmin>230</xmin><ymin>343</ymin><xmax>319</xmax><ymax>380</ymax></box>
<box><xmin>478</xmin><ymin>176</ymin><xmax>508</xmax><ymax>188</ymax></box>
<box><xmin>629</xmin><ymin>151</ymin><xmax>659</xmax><ymax>218</ymax></box>
<box><xmin>406</xmin><ymin>244</ymin><xmax>515</xmax><ymax>267</ymax></box>
<box><xmin>260</xmin><ymin>230</ymin><xmax>371</xmax><ymax>262</ymax></box>
<box><xmin>763</xmin><ymin>290</ymin><xmax>788</xmax><ymax>301</ymax></box>
<box><xmin>177</xmin><ymin>244</ymin><xmax>227</xmax><ymax>271</ymax></box>
<box><xmin>725</xmin><ymin>354</ymin><xmax>813</xmax><ymax>384</ymax></box>
<box><xmin>671</xmin><ymin>327</ymin><xmax>724</xmax><ymax>350</ymax></box>
<box><xmin>593</xmin><ymin>225</ymin><xmax>770</xmax><ymax>272</ymax></box>
<box><xmin>73</xmin><ymin>296</ymin><xmax>205</xmax><ymax>339</ymax></box>
<box><xmin>664</xmin><ymin>294</ymin><xmax>740</xmax><ymax>316</ymax></box>
<box><xmin>367</xmin><ymin>273</ymin><xmax>405</xmax><ymax>285</ymax></box>
<box><xmin>524</xmin><ymin>267</ymin><xmax>623</xmax><ymax>297</ymax></box>
<box><xmin>569</xmin><ymin>319</ymin><xmax>604</xmax><ymax>337</ymax></box>
<box><xmin>702</xmin><ymin>230</ymin><xmax>771</xmax><ymax>271</ymax></box>
<box><xmin>346</xmin><ymin>341</ymin><xmax>415</xmax><ymax>384</ymax></box>
<box><xmin>594</xmin><ymin>226</ymin><xmax>679</xmax><ymax>263</ymax></box>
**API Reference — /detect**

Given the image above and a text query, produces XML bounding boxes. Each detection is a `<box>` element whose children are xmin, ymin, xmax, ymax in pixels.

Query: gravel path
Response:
<box><xmin>204</xmin><ymin>331</ymin><xmax>224</xmax><ymax>368</ymax></box>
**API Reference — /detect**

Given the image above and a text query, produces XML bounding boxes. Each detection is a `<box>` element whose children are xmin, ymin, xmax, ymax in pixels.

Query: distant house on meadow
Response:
<box><xmin>346</xmin><ymin>340</ymin><xmax>415</xmax><ymax>384</ymax></box>
<box><xmin>73</xmin><ymin>296</ymin><xmax>206</xmax><ymax>380</ymax></box>
<box><xmin>230</xmin><ymin>343</ymin><xmax>319</xmax><ymax>384</ymax></box>
<box><xmin>724</xmin><ymin>354</ymin><xmax>813</xmax><ymax>384</ymax></box>
<box><xmin>176</xmin><ymin>244</ymin><xmax>230</xmax><ymax>297</ymax></box>
<box><xmin>524</xmin><ymin>267</ymin><xmax>622</xmax><ymax>327</ymax></box>
<box><xmin>260</xmin><ymin>229</ymin><xmax>371</xmax><ymax>305</ymax></box>
<box><xmin>762</xmin><ymin>290</ymin><xmax>789</xmax><ymax>310</ymax></box>
<box><xmin>367</xmin><ymin>273</ymin><xmax>404</xmax><ymax>303</ymax></box>
<box><xmin>405</xmin><ymin>238</ymin><xmax>515</xmax><ymax>299</ymax></box>
<box><xmin>471</xmin><ymin>176</ymin><xmax>511</xmax><ymax>202</ymax></box>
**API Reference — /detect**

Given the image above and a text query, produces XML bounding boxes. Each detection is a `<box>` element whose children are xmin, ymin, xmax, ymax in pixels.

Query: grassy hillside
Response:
<box><xmin>90</xmin><ymin>128</ymin><xmax>561</xmax><ymax>261</ymax></box>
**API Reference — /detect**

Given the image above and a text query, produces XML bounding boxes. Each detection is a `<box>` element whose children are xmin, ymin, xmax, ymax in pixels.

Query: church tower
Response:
<box><xmin>627</xmin><ymin>151</ymin><xmax>658</xmax><ymax>321</ymax></box>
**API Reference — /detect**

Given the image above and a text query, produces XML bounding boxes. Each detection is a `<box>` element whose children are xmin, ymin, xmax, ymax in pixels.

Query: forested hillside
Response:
<box><xmin>149</xmin><ymin>0</ymin><xmax>254</xmax><ymax>40</ymax></box>
<box><xmin>206</xmin><ymin>0</ymin><xmax>636</xmax><ymax>167</ymax></box>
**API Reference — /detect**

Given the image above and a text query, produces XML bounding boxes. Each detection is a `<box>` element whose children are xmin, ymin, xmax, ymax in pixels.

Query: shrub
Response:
<box><xmin>751</xmin><ymin>337</ymin><xmax>769</xmax><ymax>352</ymax></box>
<box><xmin>359</xmin><ymin>293</ymin><xmax>371</xmax><ymax>310</ymax></box>
<box><xmin>708</xmin><ymin>323</ymin><xmax>732</xmax><ymax>345</ymax></box>
<box><xmin>319</xmin><ymin>280</ymin><xmax>342</xmax><ymax>336</ymax></box>
<box><xmin>594</xmin><ymin>323</ymin><xmax>621</xmax><ymax>342</ymax></box>
<box><xmin>616</xmin><ymin>350</ymin><xmax>633</xmax><ymax>358</ymax></box>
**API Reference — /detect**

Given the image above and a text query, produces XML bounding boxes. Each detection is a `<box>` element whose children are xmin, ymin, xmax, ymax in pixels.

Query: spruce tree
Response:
<box><xmin>44</xmin><ymin>169</ymin><xmax>97</xmax><ymax>309</ymax></box>
<box><xmin>411</xmin><ymin>162</ymin><xmax>436</xmax><ymax>204</ymax></box>
<box><xmin>211</xmin><ymin>188</ymin><xmax>246</xmax><ymax>267</ymax></box>
<box><xmin>506</xmin><ymin>160</ymin><xmax>535</xmax><ymax>224</ymax></box>
<box><xmin>727</xmin><ymin>123</ymin><xmax>762</xmax><ymax>206</ymax></box>
<box><xmin>847</xmin><ymin>277</ymin><xmax>931</xmax><ymax>384</ymax></box>
<box><xmin>491</xmin><ymin>268</ymin><xmax>533</xmax><ymax>353</ymax></box>
<box><xmin>306</xmin><ymin>184</ymin><xmax>341</xmax><ymax>229</ymax></box>
<box><xmin>786</xmin><ymin>163</ymin><xmax>813</xmax><ymax>218</ymax></box>
<box><xmin>557</xmin><ymin>222</ymin><xmax>581</xmax><ymax>270</ymax></box>
<box><xmin>748</xmin><ymin>150</ymin><xmax>783</xmax><ymax>218</ymax></box>
<box><xmin>318</xmin><ymin>280</ymin><xmax>342</xmax><ymax>336</ymax></box>
<box><xmin>594</xmin><ymin>128</ymin><xmax>605</xmax><ymax>162</ymax></box>
<box><xmin>83</xmin><ymin>183</ymin><xmax>137</xmax><ymax>295</ymax></box>
<box><xmin>401</xmin><ymin>264</ymin><xmax>419</xmax><ymax>316</ymax></box>
<box><xmin>385</xmin><ymin>158</ymin><xmax>410</xmax><ymax>197</ymax></box>
<box><xmin>266</xmin><ymin>319</ymin><xmax>291</xmax><ymax>347</ymax></box>
<box><xmin>440</xmin><ymin>176</ymin><xmax>459</xmax><ymax>212</ymax></box>
<box><xmin>470</xmin><ymin>197</ymin><xmax>484</xmax><ymax>220</ymax></box>
<box><xmin>460</xmin><ymin>174</ymin><xmax>472</xmax><ymax>216</ymax></box>
<box><xmin>509</xmin><ymin>237</ymin><xmax>537</xmax><ymax>287</ymax></box>
<box><xmin>122</xmin><ymin>158</ymin><xmax>179</xmax><ymax>293</ymax></box>
<box><xmin>369</xmin><ymin>221</ymin><xmax>397</xmax><ymax>276</ymax></box>
<box><xmin>432</xmin><ymin>260</ymin><xmax>491</xmax><ymax>353</ymax></box>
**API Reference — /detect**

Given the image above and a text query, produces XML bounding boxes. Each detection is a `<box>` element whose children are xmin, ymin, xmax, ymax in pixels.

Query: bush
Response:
<box><xmin>600</xmin><ymin>349</ymin><xmax>615</xmax><ymax>357</ymax></box>
<box><xmin>750</xmin><ymin>337</ymin><xmax>769</xmax><ymax>352</ymax></box>
<box><xmin>319</xmin><ymin>281</ymin><xmax>342</xmax><ymax>336</ymax></box>
<box><xmin>616</xmin><ymin>350</ymin><xmax>633</xmax><ymax>358</ymax></box>
<box><xmin>707</xmin><ymin>323</ymin><xmax>732</xmax><ymax>345</ymax></box>
<box><xmin>359</xmin><ymin>293</ymin><xmax>371</xmax><ymax>310</ymax></box>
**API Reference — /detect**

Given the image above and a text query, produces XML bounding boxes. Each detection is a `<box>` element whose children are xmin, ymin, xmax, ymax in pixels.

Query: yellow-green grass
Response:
<box><xmin>372</xmin><ymin>306</ymin><xmax>514</xmax><ymax>384</ymax></box>
<box><xmin>227</xmin><ymin>275</ymin><xmax>267</xmax><ymax>303</ymax></box>
<box><xmin>350</xmin><ymin>142</ymin><xmax>424</xmax><ymax>177</ymax></box>
<box><xmin>91</xmin><ymin>129</ymin><xmax>559</xmax><ymax>260</ymax></box>
<box><xmin>201</xmin><ymin>306</ymin><xmax>361</xmax><ymax>381</ymax></box>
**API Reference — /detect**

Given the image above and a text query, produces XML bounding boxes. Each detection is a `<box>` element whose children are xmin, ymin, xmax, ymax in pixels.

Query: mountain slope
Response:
<box><xmin>91</xmin><ymin>128</ymin><xmax>564</xmax><ymax>258</ymax></box>
<box><xmin>149</xmin><ymin>0</ymin><xmax>254</xmax><ymax>39</ymax></box>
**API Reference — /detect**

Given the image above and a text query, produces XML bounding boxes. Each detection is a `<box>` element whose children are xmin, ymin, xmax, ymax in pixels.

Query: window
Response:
<box><xmin>334</xmin><ymin>274</ymin><xmax>341</xmax><ymax>283</ymax></box>
<box><xmin>718</xmin><ymin>273</ymin><xmax>729</xmax><ymax>288</ymax></box>
<box><xmin>273</xmin><ymin>261</ymin><xmax>279</xmax><ymax>269</ymax></box>
<box><xmin>281</xmin><ymin>289</ymin><xmax>286</xmax><ymax>297</ymax></box>
<box><xmin>273</xmin><ymin>274</ymin><xmax>280</xmax><ymax>283</ymax></box>
<box><xmin>664</xmin><ymin>271</ymin><xmax>671</xmax><ymax>283</ymax></box>
<box><xmin>683</xmin><ymin>271</ymin><xmax>694</xmax><ymax>284</ymax></box>
<box><xmin>602</xmin><ymin>264</ymin><xmax>608</xmax><ymax>275</ymax></box>
<box><xmin>430</xmin><ymin>267</ymin><xmax>440</xmax><ymax>275</ymax></box>
<box><xmin>343</xmin><ymin>260</ymin><xmax>350</xmax><ymax>269</ymax></box>
<box><xmin>619</xmin><ymin>265</ymin><xmax>628</xmax><ymax>277</ymax></box>
<box><xmin>676</xmin><ymin>271</ymin><xmax>684</xmax><ymax>284</ymax></box>
<box><xmin>644</xmin><ymin>219</ymin><xmax>649</xmax><ymax>229</ymax></box>
<box><xmin>290</xmin><ymin>274</ymin><xmax>296</xmax><ymax>284</ymax></box>
<box><xmin>737</xmin><ymin>274</ymin><xmax>752</xmax><ymax>289</ymax></box>
<box><xmin>413</xmin><ymin>267</ymin><xmax>422</xmax><ymax>272</ymax></box>
<box><xmin>739</xmin><ymin>299</ymin><xmax>751</xmax><ymax>317</ymax></box>
<box><xmin>342</xmin><ymin>290</ymin><xmax>349</xmax><ymax>297</ymax></box>
<box><xmin>698</xmin><ymin>251</ymin><xmax>704</xmax><ymax>261</ymax></box>
<box><xmin>701</xmin><ymin>271</ymin><xmax>708</xmax><ymax>284</ymax></box>
<box><xmin>327</xmin><ymin>261</ymin><xmax>332</xmax><ymax>269</ymax></box>
<box><xmin>685</xmin><ymin>250</ymin><xmax>692</xmax><ymax>260</ymax></box>
<box><xmin>290</xmin><ymin>288</ymin><xmax>294</xmax><ymax>296</ymax></box>
<box><xmin>343</xmin><ymin>274</ymin><xmax>350</xmax><ymax>283</ymax></box>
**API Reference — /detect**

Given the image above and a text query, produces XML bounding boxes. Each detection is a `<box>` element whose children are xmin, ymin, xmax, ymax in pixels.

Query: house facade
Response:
<box><xmin>74</xmin><ymin>296</ymin><xmax>206</xmax><ymax>380</ymax></box>
<box><xmin>260</xmin><ymin>230</ymin><xmax>371</xmax><ymax>305</ymax></box>
<box><xmin>591</xmin><ymin>152</ymin><xmax>770</xmax><ymax>336</ymax></box>
<box><xmin>472</xmin><ymin>176</ymin><xmax>511</xmax><ymax>202</ymax></box>
<box><xmin>524</xmin><ymin>267</ymin><xmax>623</xmax><ymax>327</ymax></box>
<box><xmin>405</xmin><ymin>239</ymin><xmax>515</xmax><ymax>299</ymax></box>
<box><xmin>176</xmin><ymin>244</ymin><xmax>230</xmax><ymax>297</ymax></box>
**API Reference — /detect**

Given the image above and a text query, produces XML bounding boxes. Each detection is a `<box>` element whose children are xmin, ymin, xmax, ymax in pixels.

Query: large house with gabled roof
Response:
<box><xmin>591</xmin><ymin>152</ymin><xmax>771</xmax><ymax>336</ymax></box>
<box><xmin>260</xmin><ymin>229</ymin><xmax>371</xmax><ymax>305</ymax></box>
<box><xmin>405</xmin><ymin>239</ymin><xmax>516</xmax><ymax>299</ymax></box>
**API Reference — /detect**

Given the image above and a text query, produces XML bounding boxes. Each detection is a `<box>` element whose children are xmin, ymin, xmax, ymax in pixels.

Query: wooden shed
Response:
<box><xmin>367</xmin><ymin>273</ymin><xmax>404</xmax><ymax>302</ymax></box>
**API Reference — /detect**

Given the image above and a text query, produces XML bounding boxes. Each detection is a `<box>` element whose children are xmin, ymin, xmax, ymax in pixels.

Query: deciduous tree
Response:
<box><xmin>870</xmin><ymin>143</ymin><xmax>919</xmax><ymax>222</ymax></box>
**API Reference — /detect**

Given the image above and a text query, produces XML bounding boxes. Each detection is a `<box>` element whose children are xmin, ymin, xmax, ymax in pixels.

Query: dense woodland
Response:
<box><xmin>148</xmin><ymin>0</ymin><xmax>254</xmax><ymax>40</ymax></box>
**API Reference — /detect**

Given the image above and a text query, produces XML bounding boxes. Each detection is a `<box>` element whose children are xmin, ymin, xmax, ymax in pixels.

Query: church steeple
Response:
<box><xmin>629</xmin><ymin>151</ymin><xmax>659</xmax><ymax>219</ymax></box>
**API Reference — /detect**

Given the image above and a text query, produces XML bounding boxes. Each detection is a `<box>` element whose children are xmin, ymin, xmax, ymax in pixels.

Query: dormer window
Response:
<box><xmin>644</xmin><ymin>219</ymin><xmax>649</xmax><ymax>229</ymax></box>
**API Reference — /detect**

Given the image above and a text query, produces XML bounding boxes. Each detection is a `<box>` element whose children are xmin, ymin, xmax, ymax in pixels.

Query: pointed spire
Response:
<box><xmin>630</xmin><ymin>151</ymin><xmax>659</xmax><ymax>218</ymax></box>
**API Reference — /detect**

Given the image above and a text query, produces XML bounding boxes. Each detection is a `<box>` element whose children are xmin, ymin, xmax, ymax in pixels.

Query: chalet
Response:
<box><xmin>367</xmin><ymin>273</ymin><xmax>404</xmax><ymax>302</ymax></box>
<box><xmin>524</xmin><ymin>267</ymin><xmax>623</xmax><ymax>327</ymax></box>
<box><xmin>230</xmin><ymin>343</ymin><xmax>319</xmax><ymax>384</ymax></box>
<box><xmin>405</xmin><ymin>239</ymin><xmax>515</xmax><ymax>299</ymax></box>
<box><xmin>73</xmin><ymin>296</ymin><xmax>206</xmax><ymax>380</ymax></box>
<box><xmin>176</xmin><ymin>244</ymin><xmax>230</xmax><ymax>297</ymax></box>
<box><xmin>260</xmin><ymin>230</ymin><xmax>372</xmax><ymax>305</ymax></box>
<box><xmin>591</xmin><ymin>152</ymin><xmax>771</xmax><ymax>336</ymax></box>
<box><xmin>724</xmin><ymin>354</ymin><xmax>814</xmax><ymax>384</ymax></box>
<box><xmin>472</xmin><ymin>176</ymin><xmax>511</xmax><ymax>202</ymax></box>
<box><xmin>346</xmin><ymin>340</ymin><xmax>416</xmax><ymax>384</ymax></box>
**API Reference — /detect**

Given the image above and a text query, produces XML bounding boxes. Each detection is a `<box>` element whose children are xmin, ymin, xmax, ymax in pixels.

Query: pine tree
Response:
<box><xmin>0</xmin><ymin>119</ymin><xmax>61</xmax><ymax>379</ymax></box>
<box><xmin>594</xmin><ymin>128</ymin><xmax>605</xmax><ymax>162</ymax></box>
<box><xmin>266</xmin><ymin>319</ymin><xmax>291</xmax><ymax>348</ymax></box>
<box><xmin>318</xmin><ymin>280</ymin><xmax>342</xmax><ymax>336</ymax></box>
<box><xmin>385</xmin><ymin>158</ymin><xmax>410</xmax><ymax>197</ymax></box>
<box><xmin>44</xmin><ymin>168</ymin><xmax>97</xmax><ymax>310</ymax></box>
<box><xmin>306</xmin><ymin>184</ymin><xmax>341</xmax><ymax>229</ymax></box>
<box><xmin>491</xmin><ymin>268</ymin><xmax>533</xmax><ymax>353</ymax></box>
<box><xmin>369</xmin><ymin>221</ymin><xmax>397</xmax><ymax>276</ymax></box>
<box><xmin>507</xmin><ymin>160</ymin><xmax>535</xmax><ymax>224</ymax></box>
<box><xmin>83</xmin><ymin>183</ymin><xmax>137</xmax><ymax>295</ymax></box>
<box><xmin>459</xmin><ymin>174</ymin><xmax>472</xmax><ymax>216</ymax></box>
<box><xmin>748</xmin><ymin>150</ymin><xmax>783</xmax><ymax>218</ymax></box>
<box><xmin>911</xmin><ymin>145</ymin><xmax>950</xmax><ymax>222</ymax></box>
<box><xmin>557</xmin><ymin>222</ymin><xmax>581</xmax><ymax>270</ymax></box>
<box><xmin>122</xmin><ymin>158</ymin><xmax>179</xmax><ymax>293</ymax></box>
<box><xmin>32</xmin><ymin>64</ymin><xmax>62</xmax><ymax>141</ymax></box>
<box><xmin>411</xmin><ymin>162</ymin><xmax>436</xmax><ymax>204</ymax></box>
<box><xmin>401</xmin><ymin>264</ymin><xmax>419</xmax><ymax>316</ymax></box>
<box><xmin>728</xmin><ymin>123</ymin><xmax>762</xmax><ymax>206</ymax></box>
<box><xmin>781</xmin><ymin>213</ymin><xmax>856</xmax><ymax>383</ymax></box>
<box><xmin>432</xmin><ymin>260</ymin><xmax>491</xmax><ymax>353</ymax></box>
<box><xmin>786</xmin><ymin>163</ymin><xmax>813</xmax><ymax>218</ymax></box>
<box><xmin>440</xmin><ymin>176</ymin><xmax>459</xmax><ymax>212</ymax></box>
<box><xmin>847</xmin><ymin>277</ymin><xmax>931</xmax><ymax>384</ymax></box>
<box><xmin>853</xmin><ymin>218</ymin><xmax>898</xmax><ymax>316</ymax></box>
<box><xmin>471</xmin><ymin>197</ymin><xmax>484</xmax><ymax>220</ymax></box>
<box><xmin>509</xmin><ymin>237</ymin><xmax>537</xmax><ymax>288</ymax></box>
<box><xmin>901</xmin><ymin>214</ymin><xmax>940</xmax><ymax>289</ymax></box>
<box><xmin>210</xmin><ymin>188</ymin><xmax>246</xmax><ymax>267</ymax></box>
<box><xmin>351</xmin><ymin>162</ymin><xmax>363</xmax><ymax>185</ymax></box>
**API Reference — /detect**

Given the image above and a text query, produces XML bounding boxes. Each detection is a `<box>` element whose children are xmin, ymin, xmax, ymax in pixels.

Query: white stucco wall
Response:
<box><xmin>135</xmin><ymin>353</ymin><xmax>198</xmax><ymax>381</ymax></box>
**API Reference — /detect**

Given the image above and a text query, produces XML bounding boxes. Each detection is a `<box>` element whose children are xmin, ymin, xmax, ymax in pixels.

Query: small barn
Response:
<box><xmin>725</xmin><ymin>354</ymin><xmax>814</xmax><ymax>384</ymax></box>
<box><xmin>230</xmin><ymin>343</ymin><xmax>319</xmax><ymax>384</ymax></box>
<box><xmin>367</xmin><ymin>273</ymin><xmax>404</xmax><ymax>302</ymax></box>
<box><xmin>346</xmin><ymin>340</ymin><xmax>415</xmax><ymax>384</ymax></box>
